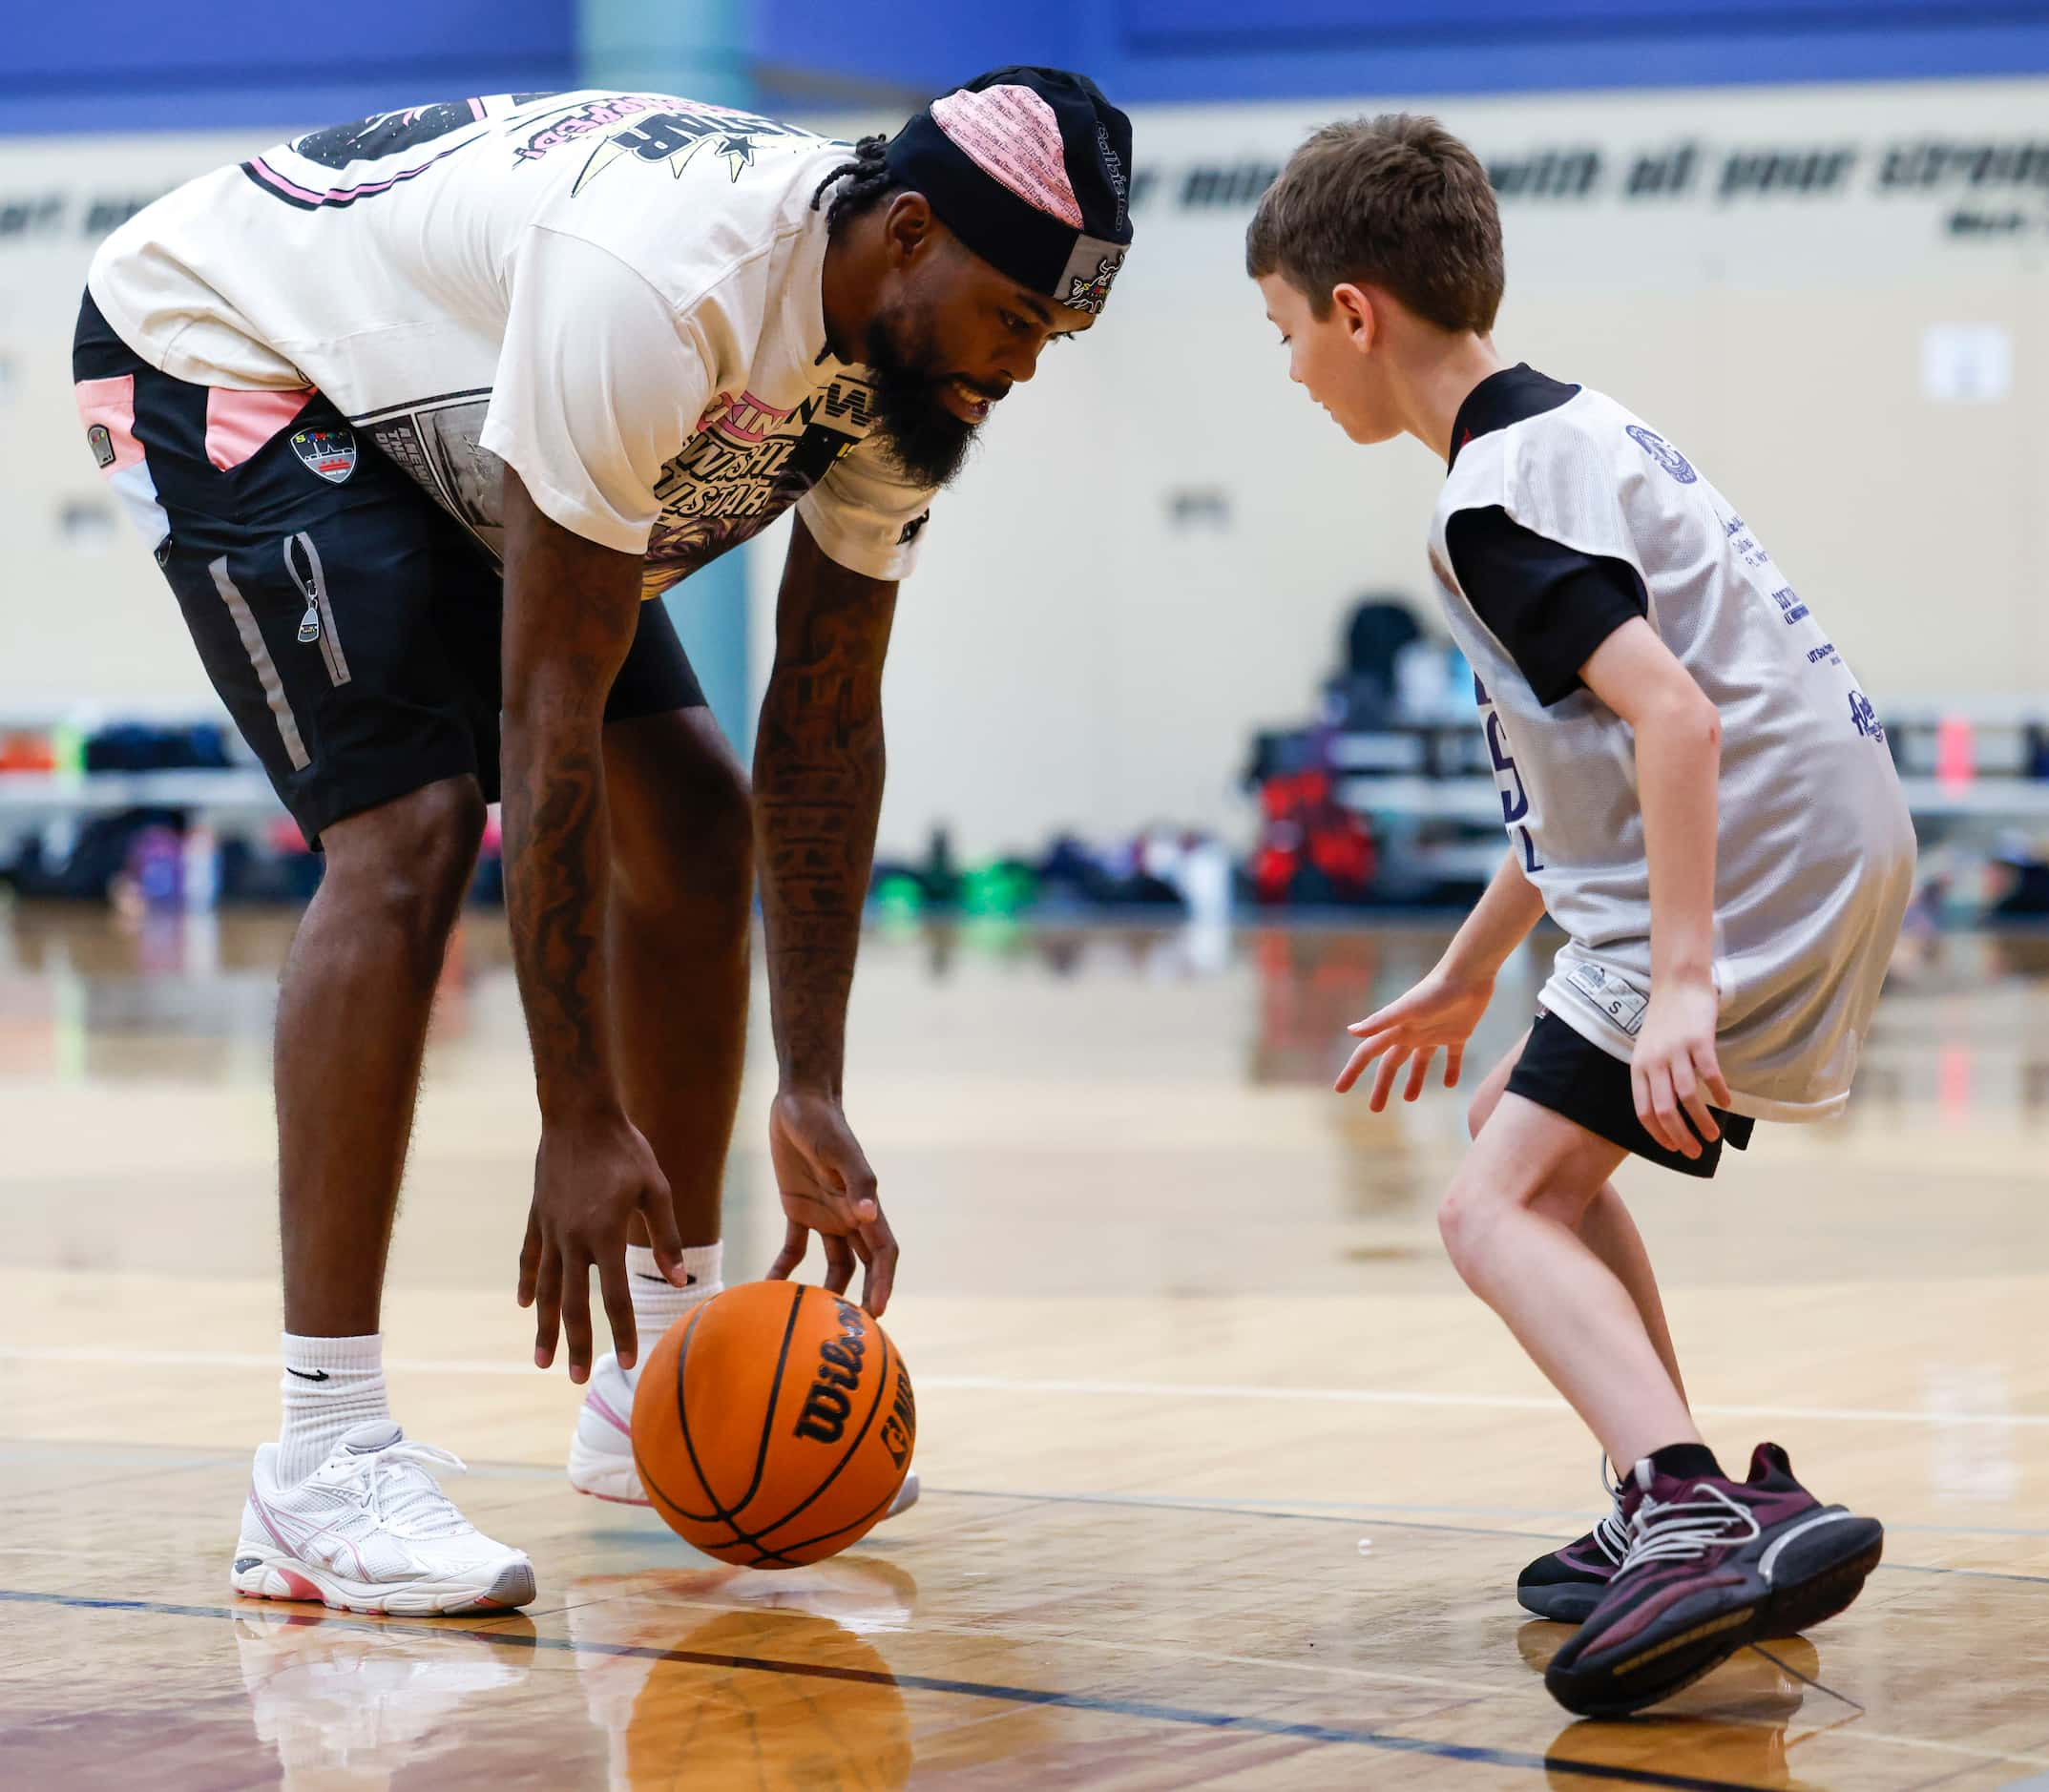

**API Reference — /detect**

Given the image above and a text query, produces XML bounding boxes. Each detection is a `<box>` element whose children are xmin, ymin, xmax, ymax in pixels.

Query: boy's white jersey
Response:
<box><xmin>87</xmin><ymin>93</ymin><xmax>937</xmax><ymax>596</ymax></box>
<box><xmin>1430</xmin><ymin>384</ymin><xmax>1914</xmax><ymax>1119</ymax></box>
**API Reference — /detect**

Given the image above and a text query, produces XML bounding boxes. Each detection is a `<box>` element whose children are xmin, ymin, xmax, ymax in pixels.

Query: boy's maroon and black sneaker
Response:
<box><xmin>1517</xmin><ymin>1443</ymin><xmax>1863</xmax><ymax>1633</ymax></box>
<box><xmin>1543</xmin><ymin>1445</ymin><xmax>1884</xmax><ymax>1718</ymax></box>
<box><xmin>1517</xmin><ymin>1458</ymin><xmax>1630</xmax><ymax>1623</ymax></box>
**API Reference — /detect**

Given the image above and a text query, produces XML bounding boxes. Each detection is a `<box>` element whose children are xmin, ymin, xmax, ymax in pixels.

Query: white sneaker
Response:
<box><xmin>231</xmin><ymin>1420</ymin><xmax>536</xmax><ymax>1615</ymax></box>
<box><xmin>568</xmin><ymin>1352</ymin><xmax>922</xmax><ymax>1520</ymax></box>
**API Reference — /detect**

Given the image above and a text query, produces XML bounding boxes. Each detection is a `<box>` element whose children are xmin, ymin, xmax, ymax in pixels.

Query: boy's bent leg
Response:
<box><xmin>1561</xmin><ymin>1184</ymin><xmax>1687</xmax><ymax>1409</ymax></box>
<box><xmin>1441</xmin><ymin>1094</ymin><xmax>1697</xmax><ymax>1473</ymax></box>
<box><xmin>1469</xmin><ymin>1032</ymin><xmax>1689</xmax><ymax>1409</ymax></box>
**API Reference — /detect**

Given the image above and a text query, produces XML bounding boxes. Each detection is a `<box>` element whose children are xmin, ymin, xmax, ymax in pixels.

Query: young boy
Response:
<box><xmin>1247</xmin><ymin>116</ymin><xmax>1914</xmax><ymax>1718</ymax></box>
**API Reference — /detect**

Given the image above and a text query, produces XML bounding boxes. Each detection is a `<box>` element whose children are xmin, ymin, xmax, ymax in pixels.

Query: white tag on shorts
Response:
<box><xmin>1566</xmin><ymin>961</ymin><xmax>1650</xmax><ymax>1036</ymax></box>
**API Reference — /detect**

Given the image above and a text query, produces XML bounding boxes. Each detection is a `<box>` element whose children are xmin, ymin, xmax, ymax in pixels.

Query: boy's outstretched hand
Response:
<box><xmin>1337</xmin><ymin>969</ymin><xmax>1495</xmax><ymax>1109</ymax></box>
<box><xmin>1629</xmin><ymin>978</ymin><xmax>1732</xmax><ymax>1158</ymax></box>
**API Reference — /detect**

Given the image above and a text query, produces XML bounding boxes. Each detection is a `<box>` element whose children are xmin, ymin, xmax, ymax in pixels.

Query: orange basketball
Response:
<box><xmin>631</xmin><ymin>1281</ymin><xmax>916</xmax><ymax>1570</ymax></box>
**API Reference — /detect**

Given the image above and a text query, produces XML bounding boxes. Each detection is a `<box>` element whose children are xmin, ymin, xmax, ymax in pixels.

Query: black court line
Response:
<box><xmin>0</xmin><ymin>1589</ymin><xmax>1770</xmax><ymax>1792</ymax></box>
<box><xmin>924</xmin><ymin>1486</ymin><xmax>2049</xmax><ymax>1587</ymax></box>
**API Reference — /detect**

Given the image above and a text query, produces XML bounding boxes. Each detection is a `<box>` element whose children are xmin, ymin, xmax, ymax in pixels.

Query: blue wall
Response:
<box><xmin>751</xmin><ymin>1</ymin><xmax>2049</xmax><ymax>107</ymax></box>
<box><xmin>10</xmin><ymin>2</ymin><xmax>2049</xmax><ymax>135</ymax></box>
<box><xmin>5</xmin><ymin>0</ymin><xmax>575</xmax><ymax>135</ymax></box>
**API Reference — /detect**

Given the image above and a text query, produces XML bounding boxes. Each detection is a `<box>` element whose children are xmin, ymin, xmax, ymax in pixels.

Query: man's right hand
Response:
<box><xmin>517</xmin><ymin>1109</ymin><xmax>686</xmax><ymax>1384</ymax></box>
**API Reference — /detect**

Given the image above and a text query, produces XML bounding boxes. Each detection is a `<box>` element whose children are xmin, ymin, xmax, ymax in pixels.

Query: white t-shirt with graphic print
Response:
<box><xmin>88</xmin><ymin>91</ymin><xmax>936</xmax><ymax>594</ymax></box>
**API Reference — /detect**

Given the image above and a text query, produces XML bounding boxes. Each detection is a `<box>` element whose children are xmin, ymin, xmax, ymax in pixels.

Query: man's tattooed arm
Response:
<box><xmin>499</xmin><ymin>467</ymin><xmax>644</xmax><ymax>1121</ymax></box>
<box><xmin>754</xmin><ymin>516</ymin><xmax>899</xmax><ymax>1095</ymax></box>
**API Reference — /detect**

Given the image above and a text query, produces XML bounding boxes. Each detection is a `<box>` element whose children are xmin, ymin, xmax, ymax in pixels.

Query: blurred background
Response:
<box><xmin>3</xmin><ymin>2</ymin><xmax>2048</xmax><ymax>922</ymax></box>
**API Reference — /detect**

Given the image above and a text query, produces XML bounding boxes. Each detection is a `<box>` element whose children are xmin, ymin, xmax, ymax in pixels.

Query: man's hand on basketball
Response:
<box><xmin>518</xmin><ymin>1111</ymin><xmax>686</xmax><ymax>1384</ymax></box>
<box><xmin>764</xmin><ymin>1089</ymin><xmax>898</xmax><ymax>1317</ymax></box>
<box><xmin>1336</xmin><ymin>968</ymin><xmax>1494</xmax><ymax>1110</ymax></box>
<box><xmin>1631</xmin><ymin>978</ymin><xmax>1731</xmax><ymax>1159</ymax></box>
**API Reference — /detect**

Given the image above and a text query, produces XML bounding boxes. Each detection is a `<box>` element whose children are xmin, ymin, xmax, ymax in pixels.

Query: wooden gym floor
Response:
<box><xmin>2</xmin><ymin>904</ymin><xmax>2046</xmax><ymax>1789</ymax></box>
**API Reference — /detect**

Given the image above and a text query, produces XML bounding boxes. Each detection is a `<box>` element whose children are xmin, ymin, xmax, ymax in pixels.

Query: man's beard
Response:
<box><xmin>861</xmin><ymin>305</ymin><xmax>991</xmax><ymax>490</ymax></box>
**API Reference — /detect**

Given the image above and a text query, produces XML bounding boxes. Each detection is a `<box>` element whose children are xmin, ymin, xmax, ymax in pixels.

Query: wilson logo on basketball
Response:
<box><xmin>877</xmin><ymin>1366</ymin><xmax>915</xmax><ymax>1469</ymax></box>
<box><xmin>791</xmin><ymin>1300</ymin><xmax>868</xmax><ymax>1445</ymax></box>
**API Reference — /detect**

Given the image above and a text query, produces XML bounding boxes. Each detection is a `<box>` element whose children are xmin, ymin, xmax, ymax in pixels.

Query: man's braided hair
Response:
<box><xmin>810</xmin><ymin>134</ymin><xmax>901</xmax><ymax>233</ymax></box>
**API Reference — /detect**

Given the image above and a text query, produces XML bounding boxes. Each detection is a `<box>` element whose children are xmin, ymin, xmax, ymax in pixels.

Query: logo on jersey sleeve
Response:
<box><xmin>290</xmin><ymin>426</ymin><xmax>357</xmax><ymax>484</ymax></box>
<box><xmin>1848</xmin><ymin>690</ymin><xmax>1886</xmax><ymax>742</ymax></box>
<box><xmin>1624</xmin><ymin>424</ymin><xmax>1697</xmax><ymax>485</ymax></box>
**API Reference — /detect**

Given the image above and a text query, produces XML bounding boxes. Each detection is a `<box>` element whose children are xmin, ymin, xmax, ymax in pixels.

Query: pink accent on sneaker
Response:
<box><xmin>931</xmin><ymin>86</ymin><xmax>1083</xmax><ymax>226</ymax></box>
<box><xmin>248</xmin><ymin>1486</ymin><xmax>297</xmax><ymax>1554</ymax></box>
<box><xmin>204</xmin><ymin>386</ymin><xmax>314</xmax><ymax>470</ymax></box>
<box><xmin>276</xmin><ymin>1569</ymin><xmax>324</xmax><ymax>1602</ymax></box>
<box><xmin>584</xmin><ymin>1388</ymin><xmax>633</xmax><ymax>1437</ymax></box>
<box><xmin>577</xmin><ymin>1488</ymin><xmax>649</xmax><ymax>1506</ymax></box>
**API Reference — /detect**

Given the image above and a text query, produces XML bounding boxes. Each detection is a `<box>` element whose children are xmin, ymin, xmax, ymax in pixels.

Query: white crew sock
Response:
<box><xmin>621</xmin><ymin>1241</ymin><xmax>722</xmax><ymax>1386</ymax></box>
<box><xmin>277</xmin><ymin>1331</ymin><xmax>389</xmax><ymax>1486</ymax></box>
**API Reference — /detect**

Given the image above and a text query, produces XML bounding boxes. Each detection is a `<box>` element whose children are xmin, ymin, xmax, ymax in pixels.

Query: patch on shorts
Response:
<box><xmin>1566</xmin><ymin>961</ymin><xmax>1649</xmax><ymax>1036</ymax></box>
<box><xmin>87</xmin><ymin>423</ymin><xmax>116</xmax><ymax>469</ymax></box>
<box><xmin>290</xmin><ymin>425</ymin><xmax>357</xmax><ymax>485</ymax></box>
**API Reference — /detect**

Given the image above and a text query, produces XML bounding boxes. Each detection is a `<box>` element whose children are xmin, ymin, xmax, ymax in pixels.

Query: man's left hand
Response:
<box><xmin>763</xmin><ymin>1089</ymin><xmax>899</xmax><ymax>1315</ymax></box>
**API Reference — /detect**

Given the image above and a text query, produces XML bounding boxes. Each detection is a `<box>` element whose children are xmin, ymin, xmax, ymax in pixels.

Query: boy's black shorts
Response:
<box><xmin>72</xmin><ymin>290</ymin><xmax>702</xmax><ymax>849</ymax></box>
<box><xmin>1506</xmin><ymin>1009</ymin><xmax>1755</xmax><ymax>1179</ymax></box>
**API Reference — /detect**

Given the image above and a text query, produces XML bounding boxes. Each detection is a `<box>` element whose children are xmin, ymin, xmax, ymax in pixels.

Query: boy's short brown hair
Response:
<box><xmin>1245</xmin><ymin>114</ymin><xmax>1503</xmax><ymax>334</ymax></box>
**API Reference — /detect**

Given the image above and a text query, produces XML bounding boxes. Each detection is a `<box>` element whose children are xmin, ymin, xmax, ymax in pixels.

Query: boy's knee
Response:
<box><xmin>1436</xmin><ymin>1173</ymin><xmax>1495</xmax><ymax>1279</ymax></box>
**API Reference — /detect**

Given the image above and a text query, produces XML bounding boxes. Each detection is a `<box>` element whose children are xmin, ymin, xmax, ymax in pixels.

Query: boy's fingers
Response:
<box><xmin>1650</xmin><ymin>1068</ymin><xmax>1697</xmax><ymax>1158</ymax></box>
<box><xmin>1334</xmin><ymin>1039</ymin><xmax>1379</xmax><ymax>1094</ymax></box>
<box><xmin>1444</xmin><ymin>1043</ymin><xmax>1464</xmax><ymax>1088</ymax></box>
<box><xmin>1635</xmin><ymin>1066</ymin><xmax>1675</xmax><ymax>1153</ymax></box>
<box><xmin>1404</xmin><ymin>1047</ymin><xmax>1434</xmax><ymax>1103</ymax></box>
<box><xmin>1700</xmin><ymin>1049</ymin><xmax>1734</xmax><ymax>1111</ymax></box>
<box><xmin>1675</xmin><ymin>1065</ymin><xmax>1720</xmax><ymax>1145</ymax></box>
<box><xmin>1369</xmin><ymin>1048</ymin><xmax>1409</xmax><ymax>1113</ymax></box>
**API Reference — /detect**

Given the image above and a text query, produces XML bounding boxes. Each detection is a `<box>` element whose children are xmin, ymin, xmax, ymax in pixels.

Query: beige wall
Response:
<box><xmin>3</xmin><ymin>80</ymin><xmax>2044</xmax><ymax>857</ymax></box>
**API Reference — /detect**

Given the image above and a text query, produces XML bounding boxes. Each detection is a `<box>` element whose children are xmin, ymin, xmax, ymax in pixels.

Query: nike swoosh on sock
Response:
<box><xmin>285</xmin><ymin>1367</ymin><xmax>331</xmax><ymax>1382</ymax></box>
<box><xmin>635</xmin><ymin>1273</ymin><xmax>696</xmax><ymax>1285</ymax></box>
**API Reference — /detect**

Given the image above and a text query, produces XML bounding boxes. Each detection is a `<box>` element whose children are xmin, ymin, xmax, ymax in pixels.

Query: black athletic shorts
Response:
<box><xmin>1506</xmin><ymin>1009</ymin><xmax>1755</xmax><ymax>1180</ymax></box>
<box><xmin>72</xmin><ymin>291</ymin><xmax>702</xmax><ymax>848</ymax></box>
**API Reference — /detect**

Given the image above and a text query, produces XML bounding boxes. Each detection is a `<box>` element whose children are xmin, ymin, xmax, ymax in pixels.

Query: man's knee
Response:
<box><xmin>321</xmin><ymin>779</ymin><xmax>486</xmax><ymax>952</ymax></box>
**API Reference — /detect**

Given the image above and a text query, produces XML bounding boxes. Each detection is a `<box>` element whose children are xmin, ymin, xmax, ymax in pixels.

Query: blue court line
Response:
<box><xmin>922</xmin><ymin>1486</ymin><xmax>2049</xmax><ymax>1586</ymax></box>
<box><xmin>0</xmin><ymin>1588</ymin><xmax>1768</xmax><ymax>1792</ymax></box>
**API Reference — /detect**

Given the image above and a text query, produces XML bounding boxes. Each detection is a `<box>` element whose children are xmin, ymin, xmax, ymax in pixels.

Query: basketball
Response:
<box><xmin>630</xmin><ymin>1281</ymin><xmax>916</xmax><ymax>1570</ymax></box>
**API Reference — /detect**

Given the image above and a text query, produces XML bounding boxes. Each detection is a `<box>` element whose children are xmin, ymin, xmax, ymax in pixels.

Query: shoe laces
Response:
<box><xmin>1617</xmin><ymin>1481</ymin><xmax>1760</xmax><ymax>1575</ymax></box>
<box><xmin>330</xmin><ymin>1439</ymin><xmax>475</xmax><ymax>1537</ymax></box>
<box><xmin>1592</xmin><ymin>1457</ymin><xmax>1631</xmax><ymax>1566</ymax></box>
